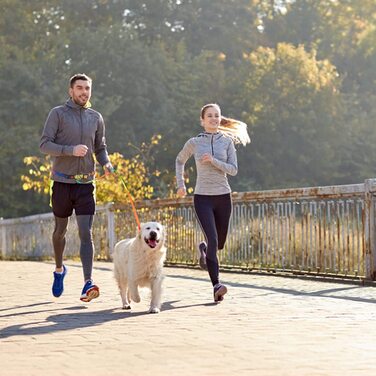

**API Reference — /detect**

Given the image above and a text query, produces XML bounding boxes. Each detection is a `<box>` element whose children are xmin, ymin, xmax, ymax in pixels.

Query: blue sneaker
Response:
<box><xmin>80</xmin><ymin>280</ymin><xmax>100</xmax><ymax>302</ymax></box>
<box><xmin>52</xmin><ymin>265</ymin><xmax>67</xmax><ymax>297</ymax></box>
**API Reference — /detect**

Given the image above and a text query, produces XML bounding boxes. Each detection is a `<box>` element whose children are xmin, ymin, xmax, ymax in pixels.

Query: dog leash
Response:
<box><xmin>97</xmin><ymin>168</ymin><xmax>141</xmax><ymax>231</ymax></box>
<box><xmin>117</xmin><ymin>174</ymin><xmax>141</xmax><ymax>231</ymax></box>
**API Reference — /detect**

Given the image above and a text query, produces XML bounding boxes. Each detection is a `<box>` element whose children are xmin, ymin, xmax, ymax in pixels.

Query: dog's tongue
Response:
<box><xmin>148</xmin><ymin>239</ymin><xmax>157</xmax><ymax>248</ymax></box>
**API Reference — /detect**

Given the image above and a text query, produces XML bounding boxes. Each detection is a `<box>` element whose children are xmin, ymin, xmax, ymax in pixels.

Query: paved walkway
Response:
<box><xmin>1</xmin><ymin>261</ymin><xmax>376</xmax><ymax>376</ymax></box>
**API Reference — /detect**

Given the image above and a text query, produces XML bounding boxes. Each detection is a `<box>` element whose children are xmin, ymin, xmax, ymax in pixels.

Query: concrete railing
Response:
<box><xmin>2</xmin><ymin>179</ymin><xmax>376</xmax><ymax>280</ymax></box>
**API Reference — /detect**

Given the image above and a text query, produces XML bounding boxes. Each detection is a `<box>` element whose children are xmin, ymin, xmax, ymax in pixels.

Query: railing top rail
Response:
<box><xmin>233</xmin><ymin>183</ymin><xmax>367</xmax><ymax>202</ymax></box>
<box><xmin>111</xmin><ymin>182</ymin><xmax>368</xmax><ymax>211</ymax></box>
<box><xmin>0</xmin><ymin>212</ymin><xmax>53</xmax><ymax>226</ymax></box>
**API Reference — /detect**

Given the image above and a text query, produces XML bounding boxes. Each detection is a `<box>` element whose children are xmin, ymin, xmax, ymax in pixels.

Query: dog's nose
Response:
<box><xmin>149</xmin><ymin>231</ymin><xmax>157</xmax><ymax>239</ymax></box>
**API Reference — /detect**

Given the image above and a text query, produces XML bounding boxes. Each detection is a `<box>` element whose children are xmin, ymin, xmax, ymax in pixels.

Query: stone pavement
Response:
<box><xmin>1</xmin><ymin>261</ymin><xmax>376</xmax><ymax>376</ymax></box>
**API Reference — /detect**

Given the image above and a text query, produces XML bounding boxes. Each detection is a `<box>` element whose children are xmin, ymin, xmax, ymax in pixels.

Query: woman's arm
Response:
<box><xmin>211</xmin><ymin>141</ymin><xmax>238</xmax><ymax>176</ymax></box>
<box><xmin>175</xmin><ymin>138</ymin><xmax>195</xmax><ymax>193</ymax></box>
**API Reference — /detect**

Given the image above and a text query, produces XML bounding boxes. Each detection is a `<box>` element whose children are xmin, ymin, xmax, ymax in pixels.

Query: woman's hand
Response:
<box><xmin>177</xmin><ymin>187</ymin><xmax>186</xmax><ymax>198</ymax></box>
<box><xmin>201</xmin><ymin>153</ymin><xmax>213</xmax><ymax>163</ymax></box>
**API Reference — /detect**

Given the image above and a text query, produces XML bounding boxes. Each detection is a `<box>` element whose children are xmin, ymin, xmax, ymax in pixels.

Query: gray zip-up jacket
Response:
<box><xmin>40</xmin><ymin>99</ymin><xmax>110</xmax><ymax>183</ymax></box>
<box><xmin>176</xmin><ymin>132</ymin><xmax>238</xmax><ymax>195</ymax></box>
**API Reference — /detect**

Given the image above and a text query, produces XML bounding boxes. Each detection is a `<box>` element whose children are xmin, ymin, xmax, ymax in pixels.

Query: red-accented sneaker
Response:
<box><xmin>80</xmin><ymin>280</ymin><xmax>100</xmax><ymax>302</ymax></box>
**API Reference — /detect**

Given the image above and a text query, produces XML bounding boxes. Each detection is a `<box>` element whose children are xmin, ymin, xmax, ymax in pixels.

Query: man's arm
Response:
<box><xmin>94</xmin><ymin>114</ymin><xmax>113</xmax><ymax>173</ymax></box>
<box><xmin>40</xmin><ymin>108</ymin><xmax>75</xmax><ymax>156</ymax></box>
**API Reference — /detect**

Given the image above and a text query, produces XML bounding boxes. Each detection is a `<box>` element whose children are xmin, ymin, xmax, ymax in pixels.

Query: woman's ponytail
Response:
<box><xmin>201</xmin><ymin>103</ymin><xmax>251</xmax><ymax>146</ymax></box>
<box><xmin>219</xmin><ymin>117</ymin><xmax>251</xmax><ymax>146</ymax></box>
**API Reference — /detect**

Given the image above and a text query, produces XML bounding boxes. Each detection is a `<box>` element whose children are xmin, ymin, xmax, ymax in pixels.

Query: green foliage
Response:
<box><xmin>227</xmin><ymin>43</ymin><xmax>344</xmax><ymax>187</ymax></box>
<box><xmin>1</xmin><ymin>0</ymin><xmax>376</xmax><ymax>217</ymax></box>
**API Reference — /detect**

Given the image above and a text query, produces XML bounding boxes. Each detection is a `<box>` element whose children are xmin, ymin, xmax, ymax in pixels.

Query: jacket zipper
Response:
<box><xmin>78</xmin><ymin>108</ymin><xmax>83</xmax><ymax>174</ymax></box>
<box><xmin>211</xmin><ymin>134</ymin><xmax>214</xmax><ymax>156</ymax></box>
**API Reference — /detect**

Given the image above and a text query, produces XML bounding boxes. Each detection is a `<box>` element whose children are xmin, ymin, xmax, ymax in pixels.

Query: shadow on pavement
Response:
<box><xmin>0</xmin><ymin>301</ymin><xmax>54</xmax><ymax>313</ymax></box>
<box><xmin>167</xmin><ymin>274</ymin><xmax>376</xmax><ymax>304</ymax></box>
<box><xmin>0</xmin><ymin>300</ymin><xmax>215</xmax><ymax>339</ymax></box>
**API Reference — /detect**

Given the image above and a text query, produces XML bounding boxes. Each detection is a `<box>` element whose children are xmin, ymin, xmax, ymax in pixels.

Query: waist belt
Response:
<box><xmin>53</xmin><ymin>171</ymin><xmax>95</xmax><ymax>181</ymax></box>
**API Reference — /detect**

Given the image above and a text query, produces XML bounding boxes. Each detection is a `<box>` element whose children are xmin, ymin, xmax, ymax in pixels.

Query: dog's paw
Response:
<box><xmin>122</xmin><ymin>304</ymin><xmax>131</xmax><ymax>310</ymax></box>
<box><xmin>149</xmin><ymin>307</ymin><xmax>160</xmax><ymax>314</ymax></box>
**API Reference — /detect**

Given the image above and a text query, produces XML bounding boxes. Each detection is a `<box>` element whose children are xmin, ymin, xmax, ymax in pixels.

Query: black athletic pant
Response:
<box><xmin>53</xmin><ymin>215</ymin><xmax>94</xmax><ymax>281</ymax></box>
<box><xmin>194</xmin><ymin>193</ymin><xmax>232</xmax><ymax>286</ymax></box>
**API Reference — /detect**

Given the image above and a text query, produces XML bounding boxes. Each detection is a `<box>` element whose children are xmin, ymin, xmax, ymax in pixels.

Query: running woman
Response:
<box><xmin>176</xmin><ymin>103</ymin><xmax>250</xmax><ymax>302</ymax></box>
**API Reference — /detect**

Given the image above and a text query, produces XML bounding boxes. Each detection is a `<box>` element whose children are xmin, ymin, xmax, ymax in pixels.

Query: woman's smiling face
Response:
<box><xmin>201</xmin><ymin>105</ymin><xmax>221</xmax><ymax>133</ymax></box>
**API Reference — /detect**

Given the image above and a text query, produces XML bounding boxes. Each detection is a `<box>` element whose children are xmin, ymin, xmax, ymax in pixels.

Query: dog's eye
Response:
<box><xmin>146</xmin><ymin>227</ymin><xmax>150</xmax><ymax>230</ymax></box>
<box><xmin>156</xmin><ymin>227</ymin><xmax>160</xmax><ymax>231</ymax></box>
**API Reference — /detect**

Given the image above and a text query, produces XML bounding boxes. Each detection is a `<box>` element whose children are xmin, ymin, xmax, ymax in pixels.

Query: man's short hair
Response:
<box><xmin>69</xmin><ymin>73</ymin><xmax>92</xmax><ymax>88</ymax></box>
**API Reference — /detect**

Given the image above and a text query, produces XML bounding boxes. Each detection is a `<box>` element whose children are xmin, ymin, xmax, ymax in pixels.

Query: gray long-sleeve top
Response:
<box><xmin>175</xmin><ymin>132</ymin><xmax>238</xmax><ymax>195</ymax></box>
<box><xmin>40</xmin><ymin>99</ymin><xmax>110</xmax><ymax>183</ymax></box>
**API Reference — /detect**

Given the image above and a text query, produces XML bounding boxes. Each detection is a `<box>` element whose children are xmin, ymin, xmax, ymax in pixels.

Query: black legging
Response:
<box><xmin>194</xmin><ymin>194</ymin><xmax>232</xmax><ymax>286</ymax></box>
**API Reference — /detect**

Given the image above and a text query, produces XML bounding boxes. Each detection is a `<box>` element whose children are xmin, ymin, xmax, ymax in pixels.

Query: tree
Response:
<box><xmin>122</xmin><ymin>0</ymin><xmax>263</xmax><ymax>62</ymax></box>
<box><xmin>1</xmin><ymin>0</ymin><xmax>375</xmax><ymax>217</ymax></box>
<box><xmin>228</xmin><ymin>43</ymin><xmax>344</xmax><ymax>188</ymax></box>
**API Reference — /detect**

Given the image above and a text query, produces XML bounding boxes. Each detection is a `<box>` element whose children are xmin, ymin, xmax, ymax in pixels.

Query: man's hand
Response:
<box><xmin>104</xmin><ymin>162</ymin><xmax>114</xmax><ymax>176</ymax></box>
<box><xmin>73</xmin><ymin>144</ymin><xmax>88</xmax><ymax>157</ymax></box>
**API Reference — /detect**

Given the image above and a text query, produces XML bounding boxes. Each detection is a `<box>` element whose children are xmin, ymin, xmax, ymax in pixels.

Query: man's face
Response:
<box><xmin>69</xmin><ymin>79</ymin><xmax>92</xmax><ymax>106</ymax></box>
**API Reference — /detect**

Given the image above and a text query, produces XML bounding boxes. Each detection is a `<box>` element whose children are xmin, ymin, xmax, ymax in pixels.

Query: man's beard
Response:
<box><xmin>73</xmin><ymin>95</ymin><xmax>88</xmax><ymax>106</ymax></box>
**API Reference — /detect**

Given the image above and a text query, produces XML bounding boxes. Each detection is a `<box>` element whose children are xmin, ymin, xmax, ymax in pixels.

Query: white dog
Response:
<box><xmin>113</xmin><ymin>222</ymin><xmax>166</xmax><ymax>313</ymax></box>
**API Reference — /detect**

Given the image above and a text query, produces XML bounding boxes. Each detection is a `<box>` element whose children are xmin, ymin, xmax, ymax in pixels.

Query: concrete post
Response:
<box><xmin>106</xmin><ymin>202</ymin><xmax>115</xmax><ymax>259</ymax></box>
<box><xmin>364</xmin><ymin>179</ymin><xmax>376</xmax><ymax>279</ymax></box>
<box><xmin>1</xmin><ymin>218</ymin><xmax>6</xmax><ymax>259</ymax></box>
